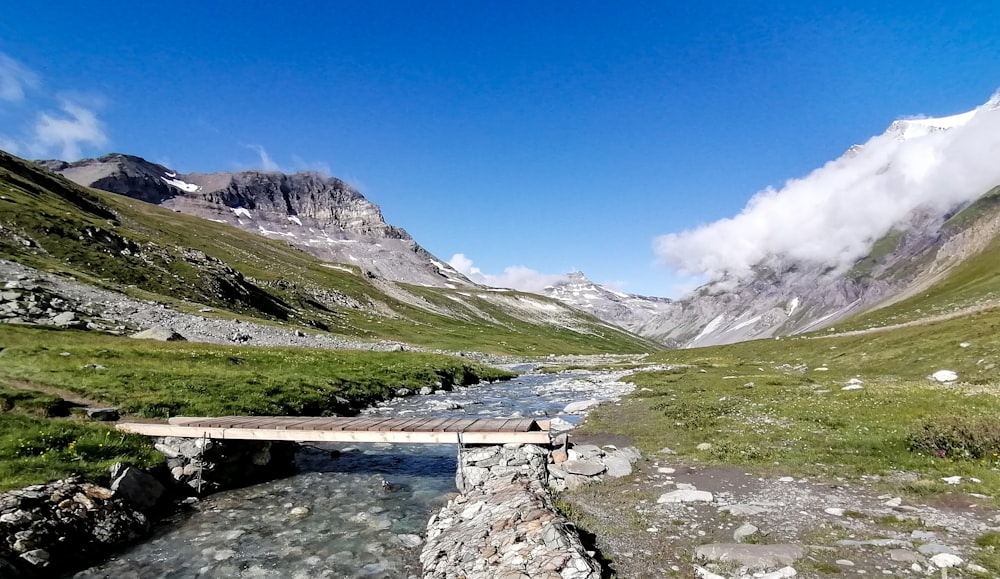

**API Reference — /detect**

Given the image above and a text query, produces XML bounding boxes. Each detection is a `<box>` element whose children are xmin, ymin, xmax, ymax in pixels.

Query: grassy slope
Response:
<box><xmin>0</xmin><ymin>151</ymin><xmax>654</xmax><ymax>355</ymax></box>
<box><xmin>583</xmin><ymin>307</ymin><xmax>1000</xmax><ymax>497</ymax></box>
<box><xmin>582</xmin><ymin>187</ymin><xmax>1000</xmax><ymax>503</ymax></box>
<box><xmin>836</xmin><ymin>186</ymin><xmax>1000</xmax><ymax>332</ymax></box>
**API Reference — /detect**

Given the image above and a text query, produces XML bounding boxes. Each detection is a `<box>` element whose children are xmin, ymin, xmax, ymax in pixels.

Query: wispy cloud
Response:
<box><xmin>0</xmin><ymin>53</ymin><xmax>109</xmax><ymax>160</ymax></box>
<box><xmin>448</xmin><ymin>253</ymin><xmax>569</xmax><ymax>293</ymax></box>
<box><xmin>248</xmin><ymin>144</ymin><xmax>282</xmax><ymax>171</ymax></box>
<box><xmin>654</xmin><ymin>94</ymin><xmax>1000</xmax><ymax>281</ymax></box>
<box><xmin>0</xmin><ymin>53</ymin><xmax>39</xmax><ymax>102</ymax></box>
<box><xmin>31</xmin><ymin>100</ymin><xmax>108</xmax><ymax>160</ymax></box>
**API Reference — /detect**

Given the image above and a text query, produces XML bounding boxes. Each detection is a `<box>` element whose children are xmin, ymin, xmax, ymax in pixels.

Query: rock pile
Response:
<box><xmin>0</xmin><ymin>277</ymin><xmax>122</xmax><ymax>332</ymax></box>
<box><xmin>0</xmin><ymin>476</ymin><xmax>150</xmax><ymax>577</ymax></box>
<box><xmin>547</xmin><ymin>441</ymin><xmax>641</xmax><ymax>492</ymax></box>
<box><xmin>421</xmin><ymin>444</ymin><xmax>602</xmax><ymax>578</ymax></box>
<box><xmin>153</xmin><ymin>436</ymin><xmax>297</xmax><ymax>493</ymax></box>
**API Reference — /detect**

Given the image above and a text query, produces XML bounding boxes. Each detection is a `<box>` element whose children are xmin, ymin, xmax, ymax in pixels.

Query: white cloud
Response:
<box><xmin>30</xmin><ymin>101</ymin><xmax>108</xmax><ymax>160</ymax></box>
<box><xmin>0</xmin><ymin>53</ymin><xmax>39</xmax><ymax>102</ymax></box>
<box><xmin>448</xmin><ymin>253</ymin><xmax>569</xmax><ymax>293</ymax></box>
<box><xmin>248</xmin><ymin>144</ymin><xmax>282</xmax><ymax>172</ymax></box>
<box><xmin>654</xmin><ymin>93</ymin><xmax>1000</xmax><ymax>281</ymax></box>
<box><xmin>0</xmin><ymin>54</ymin><xmax>109</xmax><ymax>160</ymax></box>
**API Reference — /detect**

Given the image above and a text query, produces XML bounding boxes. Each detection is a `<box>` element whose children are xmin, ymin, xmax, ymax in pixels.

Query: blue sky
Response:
<box><xmin>2</xmin><ymin>1</ymin><xmax>999</xmax><ymax>296</ymax></box>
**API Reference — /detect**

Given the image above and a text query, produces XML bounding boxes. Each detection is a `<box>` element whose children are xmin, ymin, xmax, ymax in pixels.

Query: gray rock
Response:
<box><xmin>86</xmin><ymin>407</ymin><xmax>120</xmax><ymax>421</ymax></box>
<box><xmin>569</xmin><ymin>444</ymin><xmax>604</xmax><ymax>459</ymax></box>
<box><xmin>734</xmin><ymin>523</ymin><xmax>760</xmax><ymax>543</ymax></box>
<box><xmin>657</xmin><ymin>489</ymin><xmax>713</xmax><ymax>503</ymax></box>
<box><xmin>888</xmin><ymin>549</ymin><xmax>923</xmax><ymax>563</ymax></box>
<box><xmin>603</xmin><ymin>454</ymin><xmax>633</xmax><ymax>478</ymax></box>
<box><xmin>110</xmin><ymin>463</ymin><xmax>165</xmax><ymax>511</ymax></box>
<box><xmin>917</xmin><ymin>543</ymin><xmax>958</xmax><ymax>556</ymax></box>
<box><xmin>130</xmin><ymin>326</ymin><xmax>187</xmax><ymax>341</ymax></box>
<box><xmin>720</xmin><ymin>504</ymin><xmax>769</xmax><ymax>516</ymax></box>
<box><xmin>838</xmin><ymin>539</ymin><xmax>913</xmax><ymax>548</ymax></box>
<box><xmin>20</xmin><ymin>549</ymin><xmax>50</xmax><ymax>567</ymax></box>
<box><xmin>563</xmin><ymin>399</ymin><xmax>600</xmax><ymax>414</ymax></box>
<box><xmin>561</xmin><ymin>459</ymin><xmax>606</xmax><ymax>477</ymax></box>
<box><xmin>52</xmin><ymin>311</ymin><xmax>76</xmax><ymax>326</ymax></box>
<box><xmin>694</xmin><ymin>544</ymin><xmax>805</xmax><ymax>569</ymax></box>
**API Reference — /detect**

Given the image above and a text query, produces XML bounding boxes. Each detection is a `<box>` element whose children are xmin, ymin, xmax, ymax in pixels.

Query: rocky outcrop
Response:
<box><xmin>422</xmin><ymin>444</ymin><xmax>602</xmax><ymax>578</ymax></box>
<box><xmin>0</xmin><ymin>477</ymin><xmax>151</xmax><ymax>577</ymax></box>
<box><xmin>547</xmin><ymin>442</ymin><xmax>641</xmax><ymax>492</ymax></box>
<box><xmin>153</xmin><ymin>436</ymin><xmax>297</xmax><ymax>494</ymax></box>
<box><xmin>41</xmin><ymin>153</ymin><xmax>474</xmax><ymax>288</ymax></box>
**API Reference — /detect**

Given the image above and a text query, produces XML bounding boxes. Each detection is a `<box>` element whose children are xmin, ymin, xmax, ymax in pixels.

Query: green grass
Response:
<box><xmin>578</xmin><ymin>306</ymin><xmax>1000</xmax><ymax>499</ymax></box>
<box><xmin>0</xmin><ymin>151</ymin><xmax>655</xmax><ymax>356</ymax></box>
<box><xmin>0</xmin><ymin>413</ymin><xmax>162</xmax><ymax>491</ymax></box>
<box><xmin>836</xmin><ymin>188</ymin><xmax>1000</xmax><ymax>332</ymax></box>
<box><xmin>0</xmin><ymin>324</ymin><xmax>515</xmax><ymax>417</ymax></box>
<box><xmin>0</xmin><ymin>323</ymin><xmax>518</xmax><ymax>490</ymax></box>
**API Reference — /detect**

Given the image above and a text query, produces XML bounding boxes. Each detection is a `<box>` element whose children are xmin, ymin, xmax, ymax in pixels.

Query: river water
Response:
<box><xmin>75</xmin><ymin>369</ymin><xmax>634</xmax><ymax>579</ymax></box>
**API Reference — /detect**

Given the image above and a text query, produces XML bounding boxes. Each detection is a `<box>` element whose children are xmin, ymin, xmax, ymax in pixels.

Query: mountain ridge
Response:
<box><xmin>38</xmin><ymin>153</ymin><xmax>472</xmax><ymax>288</ymax></box>
<box><xmin>542</xmin><ymin>95</ymin><xmax>1000</xmax><ymax>347</ymax></box>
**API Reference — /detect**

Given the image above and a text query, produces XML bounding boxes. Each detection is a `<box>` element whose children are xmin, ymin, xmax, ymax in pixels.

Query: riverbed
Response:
<box><xmin>74</xmin><ymin>369</ymin><xmax>634</xmax><ymax>579</ymax></box>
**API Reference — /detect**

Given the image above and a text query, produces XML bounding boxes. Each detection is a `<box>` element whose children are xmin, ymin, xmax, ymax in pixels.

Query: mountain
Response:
<box><xmin>542</xmin><ymin>272</ymin><xmax>676</xmax><ymax>336</ymax></box>
<box><xmin>543</xmin><ymin>94</ymin><xmax>1000</xmax><ymax>348</ymax></box>
<box><xmin>37</xmin><ymin>154</ymin><xmax>472</xmax><ymax>288</ymax></box>
<box><xmin>1</xmin><ymin>150</ymin><xmax>657</xmax><ymax>355</ymax></box>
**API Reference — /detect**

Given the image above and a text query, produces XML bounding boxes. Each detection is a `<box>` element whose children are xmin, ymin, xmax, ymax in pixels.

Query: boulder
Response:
<box><xmin>130</xmin><ymin>327</ymin><xmax>187</xmax><ymax>341</ymax></box>
<box><xmin>657</xmin><ymin>489</ymin><xmax>714</xmax><ymax>503</ymax></box>
<box><xmin>930</xmin><ymin>370</ymin><xmax>958</xmax><ymax>383</ymax></box>
<box><xmin>561</xmin><ymin>460</ymin><xmax>606</xmax><ymax>477</ymax></box>
<box><xmin>562</xmin><ymin>399</ymin><xmax>600</xmax><ymax>414</ymax></box>
<box><xmin>603</xmin><ymin>454</ymin><xmax>633</xmax><ymax>478</ymax></box>
<box><xmin>695</xmin><ymin>544</ymin><xmax>805</xmax><ymax>569</ymax></box>
<box><xmin>85</xmin><ymin>408</ymin><xmax>120</xmax><ymax>422</ymax></box>
<box><xmin>109</xmin><ymin>464</ymin><xmax>165</xmax><ymax>511</ymax></box>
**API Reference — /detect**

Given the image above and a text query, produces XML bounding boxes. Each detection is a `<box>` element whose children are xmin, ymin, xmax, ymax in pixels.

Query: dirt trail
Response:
<box><xmin>562</xmin><ymin>457</ymin><xmax>1000</xmax><ymax>578</ymax></box>
<box><xmin>2</xmin><ymin>378</ymin><xmax>105</xmax><ymax>408</ymax></box>
<box><xmin>817</xmin><ymin>299</ymin><xmax>1000</xmax><ymax>339</ymax></box>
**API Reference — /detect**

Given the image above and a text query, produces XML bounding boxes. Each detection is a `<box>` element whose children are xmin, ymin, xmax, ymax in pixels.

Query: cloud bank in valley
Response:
<box><xmin>0</xmin><ymin>53</ymin><xmax>108</xmax><ymax>161</ymax></box>
<box><xmin>654</xmin><ymin>94</ymin><xmax>1000</xmax><ymax>281</ymax></box>
<box><xmin>448</xmin><ymin>254</ymin><xmax>568</xmax><ymax>293</ymax></box>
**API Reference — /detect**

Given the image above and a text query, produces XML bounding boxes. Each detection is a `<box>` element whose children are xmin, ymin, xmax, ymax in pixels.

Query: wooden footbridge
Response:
<box><xmin>116</xmin><ymin>416</ymin><xmax>552</xmax><ymax>445</ymax></box>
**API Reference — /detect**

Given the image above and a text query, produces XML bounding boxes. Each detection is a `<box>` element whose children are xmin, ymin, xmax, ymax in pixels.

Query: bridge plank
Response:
<box><xmin>117</xmin><ymin>421</ymin><xmax>551</xmax><ymax>444</ymax></box>
<box><xmin>409</xmin><ymin>418</ymin><xmax>451</xmax><ymax>432</ymax></box>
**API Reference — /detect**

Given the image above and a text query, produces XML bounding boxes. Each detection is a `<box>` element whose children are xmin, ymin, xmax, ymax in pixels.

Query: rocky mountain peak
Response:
<box><xmin>41</xmin><ymin>153</ymin><xmax>473</xmax><ymax>288</ymax></box>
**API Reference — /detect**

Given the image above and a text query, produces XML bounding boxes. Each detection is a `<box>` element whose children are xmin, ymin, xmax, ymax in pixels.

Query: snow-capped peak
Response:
<box><xmin>888</xmin><ymin>109</ymin><xmax>976</xmax><ymax>140</ymax></box>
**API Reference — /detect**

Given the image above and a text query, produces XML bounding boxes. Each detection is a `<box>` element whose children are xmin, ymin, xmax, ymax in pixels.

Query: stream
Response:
<box><xmin>74</xmin><ymin>369</ymin><xmax>634</xmax><ymax>579</ymax></box>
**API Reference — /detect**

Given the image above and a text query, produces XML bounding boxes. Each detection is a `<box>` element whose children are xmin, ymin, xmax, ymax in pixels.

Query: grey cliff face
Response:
<box><xmin>40</xmin><ymin>154</ymin><xmax>471</xmax><ymax>288</ymax></box>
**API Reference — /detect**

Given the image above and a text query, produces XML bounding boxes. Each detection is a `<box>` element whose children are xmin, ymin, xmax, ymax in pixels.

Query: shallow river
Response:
<box><xmin>75</xmin><ymin>369</ymin><xmax>634</xmax><ymax>579</ymax></box>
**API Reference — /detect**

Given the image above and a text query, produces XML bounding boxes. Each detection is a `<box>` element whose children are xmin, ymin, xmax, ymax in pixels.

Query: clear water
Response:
<box><xmin>76</xmin><ymin>370</ymin><xmax>633</xmax><ymax>578</ymax></box>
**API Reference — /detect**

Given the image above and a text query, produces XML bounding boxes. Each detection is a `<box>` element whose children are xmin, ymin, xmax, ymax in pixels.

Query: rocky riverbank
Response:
<box><xmin>0</xmin><ymin>467</ymin><xmax>160</xmax><ymax>577</ymax></box>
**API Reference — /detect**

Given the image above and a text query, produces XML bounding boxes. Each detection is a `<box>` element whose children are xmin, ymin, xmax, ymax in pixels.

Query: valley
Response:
<box><xmin>2</xmin><ymin>102</ymin><xmax>1000</xmax><ymax>577</ymax></box>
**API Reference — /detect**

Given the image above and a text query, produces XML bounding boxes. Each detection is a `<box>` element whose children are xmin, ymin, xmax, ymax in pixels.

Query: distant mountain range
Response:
<box><xmin>24</xmin><ymin>92</ymin><xmax>1000</xmax><ymax>350</ymax></box>
<box><xmin>2</xmin><ymin>151</ymin><xmax>654</xmax><ymax>355</ymax></box>
<box><xmin>545</xmin><ymin>94</ymin><xmax>1000</xmax><ymax>347</ymax></box>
